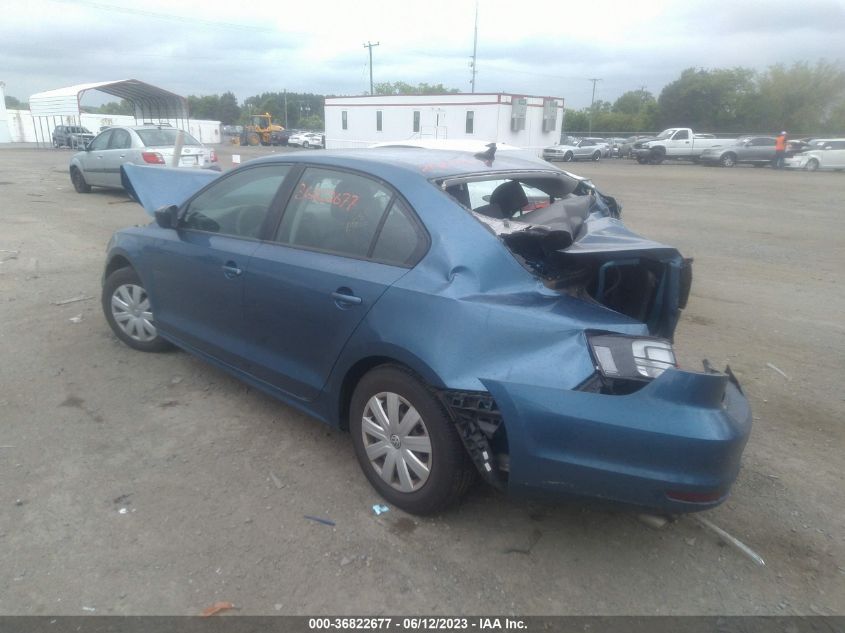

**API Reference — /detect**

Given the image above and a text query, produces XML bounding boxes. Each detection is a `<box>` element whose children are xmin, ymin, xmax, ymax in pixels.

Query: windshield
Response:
<box><xmin>135</xmin><ymin>128</ymin><xmax>201</xmax><ymax>147</ymax></box>
<box><xmin>70</xmin><ymin>127</ymin><xmax>91</xmax><ymax>134</ymax></box>
<box><xmin>654</xmin><ymin>129</ymin><xmax>677</xmax><ymax>140</ymax></box>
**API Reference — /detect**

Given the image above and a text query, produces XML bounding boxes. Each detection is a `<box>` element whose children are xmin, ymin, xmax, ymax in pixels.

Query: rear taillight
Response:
<box><xmin>141</xmin><ymin>152</ymin><xmax>165</xmax><ymax>164</ymax></box>
<box><xmin>210</xmin><ymin>149</ymin><xmax>218</xmax><ymax>162</ymax></box>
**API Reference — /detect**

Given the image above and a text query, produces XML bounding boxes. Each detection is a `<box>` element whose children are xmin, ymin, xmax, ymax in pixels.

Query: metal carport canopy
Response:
<box><xmin>29</xmin><ymin>79</ymin><xmax>188</xmax><ymax>121</ymax></box>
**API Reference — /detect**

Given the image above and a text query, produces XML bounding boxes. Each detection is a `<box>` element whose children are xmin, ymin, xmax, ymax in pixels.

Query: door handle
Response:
<box><xmin>331</xmin><ymin>291</ymin><xmax>362</xmax><ymax>306</ymax></box>
<box><xmin>222</xmin><ymin>262</ymin><xmax>243</xmax><ymax>278</ymax></box>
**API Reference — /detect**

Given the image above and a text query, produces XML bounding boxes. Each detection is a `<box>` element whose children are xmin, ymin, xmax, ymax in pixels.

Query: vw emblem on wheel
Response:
<box><xmin>389</xmin><ymin>434</ymin><xmax>401</xmax><ymax>449</ymax></box>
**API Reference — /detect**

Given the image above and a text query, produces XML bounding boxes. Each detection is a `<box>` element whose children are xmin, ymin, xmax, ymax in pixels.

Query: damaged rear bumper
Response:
<box><xmin>482</xmin><ymin>367</ymin><xmax>751</xmax><ymax>513</ymax></box>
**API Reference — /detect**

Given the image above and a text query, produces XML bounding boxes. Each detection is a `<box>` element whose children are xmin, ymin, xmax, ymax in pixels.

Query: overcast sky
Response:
<box><xmin>1</xmin><ymin>0</ymin><xmax>844</xmax><ymax>109</ymax></box>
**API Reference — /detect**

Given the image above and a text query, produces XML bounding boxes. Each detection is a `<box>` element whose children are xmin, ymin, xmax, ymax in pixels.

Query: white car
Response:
<box><xmin>543</xmin><ymin>138</ymin><xmax>609</xmax><ymax>162</ymax></box>
<box><xmin>783</xmin><ymin>139</ymin><xmax>845</xmax><ymax>171</ymax></box>
<box><xmin>69</xmin><ymin>125</ymin><xmax>218</xmax><ymax>193</ymax></box>
<box><xmin>289</xmin><ymin>132</ymin><xmax>324</xmax><ymax>148</ymax></box>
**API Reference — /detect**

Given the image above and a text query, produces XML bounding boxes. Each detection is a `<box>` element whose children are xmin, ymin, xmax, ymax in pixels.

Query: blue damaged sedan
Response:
<box><xmin>103</xmin><ymin>146</ymin><xmax>751</xmax><ymax>514</ymax></box>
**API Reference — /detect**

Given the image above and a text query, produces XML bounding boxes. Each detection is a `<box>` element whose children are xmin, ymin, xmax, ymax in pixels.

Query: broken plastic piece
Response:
<box><xmin>372</xmin><ymin>504</ymin><xmax>389</xmax><ymax>515</ymax></box>
<box><xmin>304</xmin><ymin>515</ymin><xmax>336</xmax><ymax>526</ymax></box>
<box><xmin>766</xmin><ymin>362</ymin><xmax>789</xmax><ymax>380</ymax></box>
<box><xmin>69</xmin><ymin>315</ymin><xmax>83</xmax><ymax>323</ymax></box>
<box><xmin>201</xmin><ymin>601</ymin><xmax>235</xmax><ymax>617</ymax></box>
<box><xmin>695</xmin><ymin>516</ymin><xmax>765</xmax><ymax>566</ymax></box>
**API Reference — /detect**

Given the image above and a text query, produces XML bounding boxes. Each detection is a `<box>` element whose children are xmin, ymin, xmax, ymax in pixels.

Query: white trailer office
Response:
<box><xmin>324</xmin><ymin>93</ymin><xmax>564</xmax><ymax>154</ymax></box>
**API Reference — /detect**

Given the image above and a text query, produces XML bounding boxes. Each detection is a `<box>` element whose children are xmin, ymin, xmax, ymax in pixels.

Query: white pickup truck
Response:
<box><xmin>633</xmin><ymin>128</ymin><xmax>732</xmax><ymax>164</ymax></box>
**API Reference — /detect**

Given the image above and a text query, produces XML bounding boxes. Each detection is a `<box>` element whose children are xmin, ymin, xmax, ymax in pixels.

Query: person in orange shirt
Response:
<box><xmin>775</xmin><ymin>131</ymin><xmax>788</xmax><ymax>169</ymax></box>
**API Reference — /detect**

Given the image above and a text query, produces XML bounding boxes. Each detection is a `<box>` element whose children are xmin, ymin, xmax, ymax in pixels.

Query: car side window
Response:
<box><xmin>275</xmin><ymin>168</ymin><xmax>392</xmax><ymax>259</ymax></box>
<box><xmin>371</xmin><ymin>199</ymin><xmax>425</xmax><ymax>267</ymax></box>
<box><xmin>673</xmin><ymin>130</ymin><xmax>689</xmax><ymax>140</ymax></box>
<box><xmin>181</xmin><ymin>165</ymin><xmax>291</xmax><ymax>238</ymax></box>
<box><xmin>752</xmin><ymin>137</ymin><xmax>774</xmax><ymax>146</ymax></box>
<box><xmin>108</xmin><ymin>129</ymin><xmax>131</xmax><ymax>150</ymax></box>
<box><xmin>89</xmin><ymin>131</ymin><xmax>112</xmax><ymax>151</ymax></box>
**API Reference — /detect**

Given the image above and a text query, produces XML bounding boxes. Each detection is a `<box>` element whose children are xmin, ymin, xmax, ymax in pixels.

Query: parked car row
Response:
<box><xmin>546</xmin><ymin>128</ymin><xmax>845</xmax><ymax>171</ymax></box>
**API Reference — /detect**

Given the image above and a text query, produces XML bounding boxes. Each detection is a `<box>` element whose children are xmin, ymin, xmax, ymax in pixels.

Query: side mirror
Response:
<box><xmin>84</xmin><ymin>142</ymin><xmax>91</xmax><ymax>151</ymax></box>
<box><xmin>154</xmin><ymin>204</ymin><xmax>180</xmax><ymax>229</ymax></box>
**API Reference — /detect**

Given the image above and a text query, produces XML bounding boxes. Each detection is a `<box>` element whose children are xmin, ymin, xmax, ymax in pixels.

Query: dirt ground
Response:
<box><xmin>0</xmin><ymin>145</ymin><xmax>843</xmax><ymax>616</ymax></box>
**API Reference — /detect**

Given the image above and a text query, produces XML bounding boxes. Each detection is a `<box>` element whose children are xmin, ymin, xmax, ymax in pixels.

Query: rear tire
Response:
<box><xmin>350</xmin><ymin>365</ymin><xmax>475</xmax><ymax>515</ymax></box>
<box><xmin>70</xmin><ymin>167</ymin><xmax>91</xmax><ymax>193</ymax></box>
<box><xmin>102</xmin><ymin>267</ymin><xmax>172</xmax><ymax>353</ymax></box>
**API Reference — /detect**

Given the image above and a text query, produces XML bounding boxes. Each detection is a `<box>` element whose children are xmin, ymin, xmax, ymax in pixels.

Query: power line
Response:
<box><xmin>363</xmin><ymin>41</ymin><xmax>380</xmax><ymax>95</ymax></box>
<box><xmin>469</xmin><ymin>0</ymin><xmax>479</xmax><ymax>93</ymax></box>
<box><xmin>587</xmin><ymin>77</ymin><xmax>602</xmax><ymax>135</ymax></box>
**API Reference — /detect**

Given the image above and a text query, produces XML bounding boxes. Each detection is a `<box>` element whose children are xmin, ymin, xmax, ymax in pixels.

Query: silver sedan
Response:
<box><xmin>69</xmin><ymin>125</ymin><xmax>219</xmax><ymax>193</ymax></box>
<box><xmin>543</xmin><ymin>138</ymin><xmax>608</xmax><ymax>162</ymax></box>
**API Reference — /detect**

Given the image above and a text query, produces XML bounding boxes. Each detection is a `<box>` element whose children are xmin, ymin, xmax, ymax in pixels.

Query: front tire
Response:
<box><xmin>720</xmin><ymin>153</ymin><xmax>736</xmax><ymax>167</ymax></box>
<box><xmin>806</xmin><ymin>159</ymin><xmax>819</xmax><ymax>172</ymax></box>
<box><xmin>102</xmin><ymin>267</ymin><xmax>172</xmax><ymax>352</ymax></box>
<box><xmin>592</xmin><ymin>151</ymin><xmax>601</xmax><ymax>161</ymax></box>
<box><xmin>350</xmin><ymin>365</ymin><xmax>474</xmax><ymax>515</ymax></box>
<box><xmin>563</xmin><ymin>151</ymin><xmax>573</xmax><ymax>162</ymax></box>
<box><xmin>70</xmin><ymin>167</ymin><xmax>91</xmax><ymax>193</ymax></box>
<box><xmin>303</xmin><ymin>141</ymin><xmax>310</xmax><ymax>149</ymax></box>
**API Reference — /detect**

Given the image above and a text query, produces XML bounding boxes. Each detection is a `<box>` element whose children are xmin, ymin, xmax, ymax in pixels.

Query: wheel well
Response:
<box><xmin>105</xmin><ymin>255</ymin><xmax>132</xmax><ymax>279</ymax></box>
<box><xmin>723</xmin><ymin>152</ymin><xmax>736</xmax><ymax>160</ymax></box>
<box><xmin>337</xmin><ymin>356</ymin><xmax>416</xmax><ymax>431</ymax></box>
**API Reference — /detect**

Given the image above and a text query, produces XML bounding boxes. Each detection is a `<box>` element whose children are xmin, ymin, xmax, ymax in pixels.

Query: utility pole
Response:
<box><xmin>283</xmin><ymin>89</ymin><xmax>288</xmax><ymax>128</ymax></box>
<box><xmin>363</xmin><ymin>41</ymin><xmax>380</xmax><ymax>95</ymax></box>
<box><xmin>470</xmin><ymin>0</ymin><xmax>479</xmax><ymax>93</ymax></box>
<box><xmin>587</xmin><ymin>77</ymin><xmax>602</xmax><ymax>135</ymax></box>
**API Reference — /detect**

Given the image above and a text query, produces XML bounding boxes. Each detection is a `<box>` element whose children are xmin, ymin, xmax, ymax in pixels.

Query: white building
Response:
<box><xmin>324</xmin><ymin>93</ymin><xmax>564</xmax><ymax>154</ymax></box>
<box><xmin>0</xmin><ymin>82</ymin><xmax>12</xmax><ymax>143</ymax></box>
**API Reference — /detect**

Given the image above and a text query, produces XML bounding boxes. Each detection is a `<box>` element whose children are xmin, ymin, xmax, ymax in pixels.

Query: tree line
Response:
<box><xmin>6</xmin><ymin>61</ymin><xmax>843</xmax><ymax>135</ymax></box>
<box><xmin>565</xmin><ymin>61</ymin><xmax>845</xmax><ymax>136</ymax></box>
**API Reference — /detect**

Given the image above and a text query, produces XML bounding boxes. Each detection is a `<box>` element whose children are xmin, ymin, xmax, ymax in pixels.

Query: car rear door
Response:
<box><xmin>242</xmin><ymin>166</ymin><xmax>426</xmax><ymax>401</ymax></box>
<box><xmin>149</xmin><ymin>164</ymin><xmax>293</xmax><ymax>369</ymax></box>
<box><xmin>748</xmin><ymin>137</ymin><xmax>775</xmax><ymax>163</ymax></box>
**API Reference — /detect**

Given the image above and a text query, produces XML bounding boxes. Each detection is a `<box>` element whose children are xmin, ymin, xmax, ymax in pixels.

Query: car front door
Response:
<box><xmin>825</xmin><ymin>141</ymin><xmax>845</xmax><ymax>168</ymax></box>
<box><xmin>78</xmin><ymin>130</ymin><xmax>112</xmax><ymax>186</ymax></box>
<box><xmin>99</xmin><ymin>128</ymin><xmax>133</xmax><ymax>187</ymax></box>
<box><xmin>242</xmin><ymin>167</ymin><xmax>426</xmax><ymax>401</ymax></box>
<box><xmin>149</xmin><ymin>163</ymin><xmax>293</xmax><ymax>369</ymax></box>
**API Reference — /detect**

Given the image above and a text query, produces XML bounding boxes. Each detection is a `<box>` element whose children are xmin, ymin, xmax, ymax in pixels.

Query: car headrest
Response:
<box><xmin>489</xmin><ymin>180</ymin><xmax>528</xmax><ymax>217</ymax></box>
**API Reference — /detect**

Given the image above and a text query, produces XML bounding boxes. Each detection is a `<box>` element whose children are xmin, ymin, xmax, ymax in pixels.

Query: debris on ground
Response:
<box><xmin>304</xmin><ymin>515</ymin><xmax>335</xmax><ymax>527</ymax></box>
<box><xmin>638</xmin><ymin>513</ymin><xmax>670</xmax><ymax>530</ymax></box>
<box><xmin>15</xmin><ymin>499</ymin><xmax>23</xmax><ymax>506</ymax></box>
<box><xmin>81</xmin><ymin>606</ymin><xmax>96</xmax><ymax>612</ymax></box>
<box><xmin>269</xmin><ymin>472</ymin><xmax>284</xmax><ymax>489</ymax></box>
<box><xmin>118</xmin><ymin>508</ymin><xmax>128</xmax><ymax>515</ymax></box>
<box><xmin>53</xmin><ymin>295</ymin><xmax>93</xmax><ymax>306</ymax></box>
<box><xmin>372</xmin><ymin>504</ymin><xmax>389</xmax><ymax>515</ymax></box>
<box><xmin>201</xmin><ymin>601</ymin><xmax>235</xmax><ymax>617</ymax></box>
<box><xmin>766</xmin><ymin>362</ymin><xmax>789</xmax><ymax>380</ymax></box>
<box><xmin>340</xmin><ymin>556</ymin><xmax>353</xmax><ymax>566</ymax></box>
<box><xmin>68</xmin><ymin>315</ymin><xmax>83</xmax><ymax>323</ymax></box>
<box><xmin>694</xmin><ymin>516</ymin><xmax>765</xmax><ymax>566</ymax></box>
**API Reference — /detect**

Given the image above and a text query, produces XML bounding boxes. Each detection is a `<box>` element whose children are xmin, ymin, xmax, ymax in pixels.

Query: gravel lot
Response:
<box><xmin>0</xmin><ymin>145</ymin><xmax>843</xmax><ymax>616</ymax></box>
